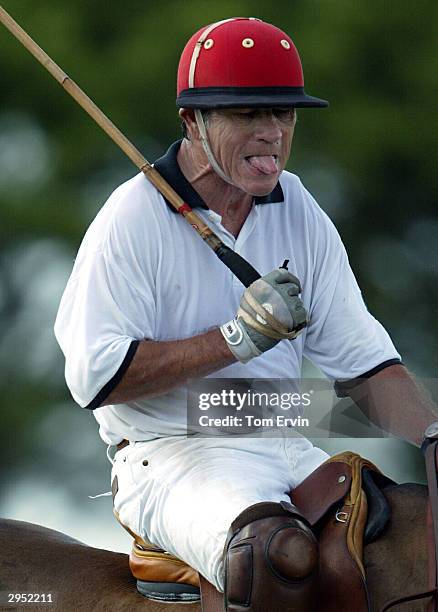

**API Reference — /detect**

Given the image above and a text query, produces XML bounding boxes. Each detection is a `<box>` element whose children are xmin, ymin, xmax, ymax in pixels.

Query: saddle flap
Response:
<box><xmin>291</xmin><ymin>461</ymin><xmax>352</xmax><ymax>526</ymax></box>
<box><xmin>129</xmin><ymin>541</ymin><xmax>200</xmax><ymax>588</ymax></box>
<box><xmin>362</xmin><ymin>468</ymin><xmax>393</xmax><ymax>543</ymax></box>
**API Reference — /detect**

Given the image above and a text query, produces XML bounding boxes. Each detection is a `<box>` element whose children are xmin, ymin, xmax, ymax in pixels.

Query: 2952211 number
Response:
<box><xmin>4</xmin><ymin>592</ymin><xmax>54</xmax><ymax>604</ymax></box>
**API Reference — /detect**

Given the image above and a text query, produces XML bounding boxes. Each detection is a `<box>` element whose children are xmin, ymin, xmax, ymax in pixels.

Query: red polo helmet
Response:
<box><xmin>176</xmin><ymin>17</ymin><xmax>328</xmax><ymax>109</ymax></box>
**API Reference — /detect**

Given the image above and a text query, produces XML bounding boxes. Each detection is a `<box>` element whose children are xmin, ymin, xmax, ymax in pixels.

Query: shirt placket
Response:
<box><xmin>198</xmin><ymin>206</ymin><xmax>259</xmax><ymax>289</ymax></box>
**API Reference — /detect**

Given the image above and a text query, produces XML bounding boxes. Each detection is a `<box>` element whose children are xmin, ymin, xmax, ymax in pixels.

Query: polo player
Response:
<box><xmin>55</xmin><ymin>17</ymin><xmax>438</xmax><ymax>610</ymax></box>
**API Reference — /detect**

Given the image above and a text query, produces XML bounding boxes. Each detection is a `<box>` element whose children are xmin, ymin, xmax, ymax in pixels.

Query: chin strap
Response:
<box><xmin>187</xmin><ymin>18</ymin><xmax>240</xmax><ymax>187</ymax></box>
<box><xmin>194</xmin><ymin>109</ymin><xmax>236</xmax><ymax>186</ymax></box>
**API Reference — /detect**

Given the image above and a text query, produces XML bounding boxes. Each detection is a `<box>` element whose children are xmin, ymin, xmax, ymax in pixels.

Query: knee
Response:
<box><xmin>224</xmin><ymin>501</ymin><xmax>318</xmax><ymax>610</ymax></box>
<box><xmin>266</xmin><ymin>511</ymin><xmax>318</xmax><ymax>581</ymax></box>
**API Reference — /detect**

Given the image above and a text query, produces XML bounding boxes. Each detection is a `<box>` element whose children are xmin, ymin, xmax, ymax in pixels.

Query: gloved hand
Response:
<box><xmin>220</xmin><ymin>268</ymin><xmax>308</xmax><ymax>363</ymax></box>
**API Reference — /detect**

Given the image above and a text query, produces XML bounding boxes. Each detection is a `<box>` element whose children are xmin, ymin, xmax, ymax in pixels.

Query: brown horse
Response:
<box><xmin>0</xmin><ymin>483</ymin><xmax>432</xmax><ymax>611</ymax></box>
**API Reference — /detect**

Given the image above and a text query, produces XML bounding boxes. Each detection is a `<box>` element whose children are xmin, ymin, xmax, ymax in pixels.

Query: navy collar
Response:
<box><xmin>153</xmin><ymin>140</ymin><xmax>284</xmax><ymax>213</ymax></box>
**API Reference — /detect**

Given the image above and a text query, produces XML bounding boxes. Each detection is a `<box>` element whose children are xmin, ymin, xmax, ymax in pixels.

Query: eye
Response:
<box><xmin>273</xmin><ymin>108</ymin><xmax>295</xmax><ymax>123</ymax></box>
<box><xmin>233</xmin><ymin>110</ymin><xmax>258</xmax><ymax>121</ymax></box>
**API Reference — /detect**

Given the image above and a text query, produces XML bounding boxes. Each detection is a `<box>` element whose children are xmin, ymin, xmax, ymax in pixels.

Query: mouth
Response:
<box><xmin>244</xmin><ymin>155</ymin><xmax>279</xmax><ymax>176</ymax></box>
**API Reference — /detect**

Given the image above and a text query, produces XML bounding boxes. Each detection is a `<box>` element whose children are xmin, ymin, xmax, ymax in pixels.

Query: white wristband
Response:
<box><xmin>220</xmin><ymin>318</ymin><xmax>262</xmax><ymax>364</ymax></box>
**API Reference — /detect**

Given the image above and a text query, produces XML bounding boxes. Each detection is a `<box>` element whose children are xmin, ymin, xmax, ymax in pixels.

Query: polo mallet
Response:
<box><xmin>0</xmin><ymin>6</ymin><xmax>260</xmax><ymax>288</ymax></box>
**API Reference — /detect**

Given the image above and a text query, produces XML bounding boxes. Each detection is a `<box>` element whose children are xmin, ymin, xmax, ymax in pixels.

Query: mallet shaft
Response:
<box><xmin>0</xmin><ymin>5</ymin><xmax>261</xmax><ymax>286</ymax></box>
<box><xmin>0</xmin><ymin>7</ymin><xmax>146</xmax><ymax>170</ymax></box>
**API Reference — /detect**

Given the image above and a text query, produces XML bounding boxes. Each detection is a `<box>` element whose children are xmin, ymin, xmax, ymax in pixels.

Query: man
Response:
<box><xmin>55</xmin><ymin>17</ymin><xmax>437</xmax><ymax>610</ymax></box>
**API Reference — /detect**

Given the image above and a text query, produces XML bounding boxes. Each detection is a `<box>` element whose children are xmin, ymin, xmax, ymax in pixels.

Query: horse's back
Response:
<box><xmin>0</xmin><ymin>518</ymin><xmax>199</xmax><ymax>611</ymax></box>
<box><xmin>364</xmin><ymin>483</ymin><xmax>431</xmax><ymax>612</ymax></box>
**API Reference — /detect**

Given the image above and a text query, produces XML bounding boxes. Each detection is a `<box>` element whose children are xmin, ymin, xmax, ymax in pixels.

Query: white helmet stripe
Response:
<box><xmin>188</xmin><ymin>18</ymin><xmax>240</xmax><ymax>89</ymax></box>
<box><xmin>188</xmin><ymin>19</ymin><xmax>241</xmax><ymax>186</ymax></box>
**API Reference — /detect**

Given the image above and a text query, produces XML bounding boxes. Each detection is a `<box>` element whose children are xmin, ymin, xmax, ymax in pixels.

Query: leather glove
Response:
<box><xmin>220</xmin><ymin>267</ymin><xmax>308</xmax><ymax>363</ymax></box>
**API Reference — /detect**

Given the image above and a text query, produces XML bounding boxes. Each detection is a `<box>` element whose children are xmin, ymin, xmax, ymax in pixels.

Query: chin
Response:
<box><xmin>243</xmin><ymin>176</ymin><xmax>278</xmax><ymax>197</ymax></box>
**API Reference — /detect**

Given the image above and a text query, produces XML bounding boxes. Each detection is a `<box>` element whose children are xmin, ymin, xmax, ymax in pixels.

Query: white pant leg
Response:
<box><xmin>283</xmin><ymin>436</ymin><xmax>331</xmax><ymax>486</ymax></box>
<box><xmin>112</xmin><ymin>435</ymin><xmax>329</xmax><ymax>592</ymax></box>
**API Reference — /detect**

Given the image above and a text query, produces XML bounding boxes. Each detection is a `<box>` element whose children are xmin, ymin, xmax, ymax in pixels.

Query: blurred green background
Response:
<box><xmin>0</xmin><ymin>1</ymin><xmax>437</xmax><ymax>552</ymax></box>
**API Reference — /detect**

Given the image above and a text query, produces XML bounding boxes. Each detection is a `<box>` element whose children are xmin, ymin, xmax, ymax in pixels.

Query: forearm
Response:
<box><xmin>349</xmin><ymin>364</ymin><xmax>438</xmax><ymax>447</ymax></box>
<box><xmin>103</xmin><ymin>328</ymin><xmax>236</xmax><ymax>405</ymax></box>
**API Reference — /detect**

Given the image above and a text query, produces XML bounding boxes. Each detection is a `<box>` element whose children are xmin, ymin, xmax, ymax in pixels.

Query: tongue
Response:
<box><xmin>247</xmin><ymin>155</ymin><xmax>277</xmax><ymax>175</ymax></box>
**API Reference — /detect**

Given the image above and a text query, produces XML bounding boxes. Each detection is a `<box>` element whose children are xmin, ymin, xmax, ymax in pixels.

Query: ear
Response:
<box><xmin>179</xmin><ymin>108</ymin><xmax>200</xmax><ymax>141</ymax></box>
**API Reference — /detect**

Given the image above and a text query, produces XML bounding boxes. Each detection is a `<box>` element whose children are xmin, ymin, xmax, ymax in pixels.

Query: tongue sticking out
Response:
<box><xmin>247</xmin><ymin>155</ymin><xmax>278</xmax><ymax>175</ymax></box>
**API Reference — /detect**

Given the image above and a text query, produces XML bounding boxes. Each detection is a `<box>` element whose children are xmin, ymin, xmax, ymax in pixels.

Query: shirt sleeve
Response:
<box><xmin>302</xmin><ymin>200</ymin><xmax>401</xmax><ymax>381</ymax></box>
<box><xmin>54</xmin><ymin>181</ymin><xmax>158</xmax><ymax>408</ymax></box>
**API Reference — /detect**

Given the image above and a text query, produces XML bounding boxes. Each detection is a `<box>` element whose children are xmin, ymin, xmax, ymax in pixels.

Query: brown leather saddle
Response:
<box><xmin>120</xmin><ymin>451</ymin><xmax>394</xmax><ymax>610</ymax></box>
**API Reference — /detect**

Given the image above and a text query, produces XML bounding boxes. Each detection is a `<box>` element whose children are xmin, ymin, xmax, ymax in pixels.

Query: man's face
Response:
<box><xmin>205</xmin><ymin>107</ymin><xmax>296</xmax><ymax>195</ymax></box>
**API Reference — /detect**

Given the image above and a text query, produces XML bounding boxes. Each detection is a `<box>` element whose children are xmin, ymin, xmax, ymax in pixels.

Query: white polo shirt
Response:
<box><xmin>54</xmin><ymin>141</ymin><xmax>401</xmax><ymax>444</ymax></box>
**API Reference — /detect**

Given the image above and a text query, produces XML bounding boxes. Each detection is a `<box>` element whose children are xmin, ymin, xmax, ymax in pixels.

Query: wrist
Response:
<box><xmin>421</xmin><ymin>421</ymin><xmax>438</xmax><ymax>453</ymax></box>
<box><xmin>220</xmin><ymin>318</ymin><xmax>262</xmax><ymax>364</ymax></box>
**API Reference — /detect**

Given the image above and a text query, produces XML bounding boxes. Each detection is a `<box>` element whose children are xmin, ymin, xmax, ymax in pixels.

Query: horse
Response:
<box><xmin>0</xmin><ymin>483</ymin><xmax>432</xmax><ymax>611</ymax></box>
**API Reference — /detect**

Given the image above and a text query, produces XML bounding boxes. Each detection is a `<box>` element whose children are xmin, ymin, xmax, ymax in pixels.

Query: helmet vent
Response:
<box><xmin>280</xmin><ymin>39</ymin><xmax>291</xmax><ymax>49</ymax></box>
<box><xmin>204</xmin><ymin>39</ymin><xmax>214</xmax><ymax>50</ymax></box>
<box><xmin>241</xmin><ymin>38</ymin><xmax>254</xmax><ymax>48</ymax></box>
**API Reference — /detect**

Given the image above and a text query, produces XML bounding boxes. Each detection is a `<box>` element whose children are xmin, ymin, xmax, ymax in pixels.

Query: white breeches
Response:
<box><xmin>111</xmin><ymin>435</ymin><xmax>329</xmax><ymax>591</ymax></box>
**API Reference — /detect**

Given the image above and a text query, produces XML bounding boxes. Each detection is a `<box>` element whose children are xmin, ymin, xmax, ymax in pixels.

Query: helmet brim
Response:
<box><xmin>176</xmin><ymin>86</ymin><xmax>329</xmax><ymax>109</ymax></box>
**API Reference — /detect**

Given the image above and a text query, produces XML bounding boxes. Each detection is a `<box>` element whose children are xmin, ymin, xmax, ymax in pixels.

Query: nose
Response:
<box><xmin>254</xmin><ymin>112</ymin><xmax>282</xmax><ymax>144</ymax></box>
